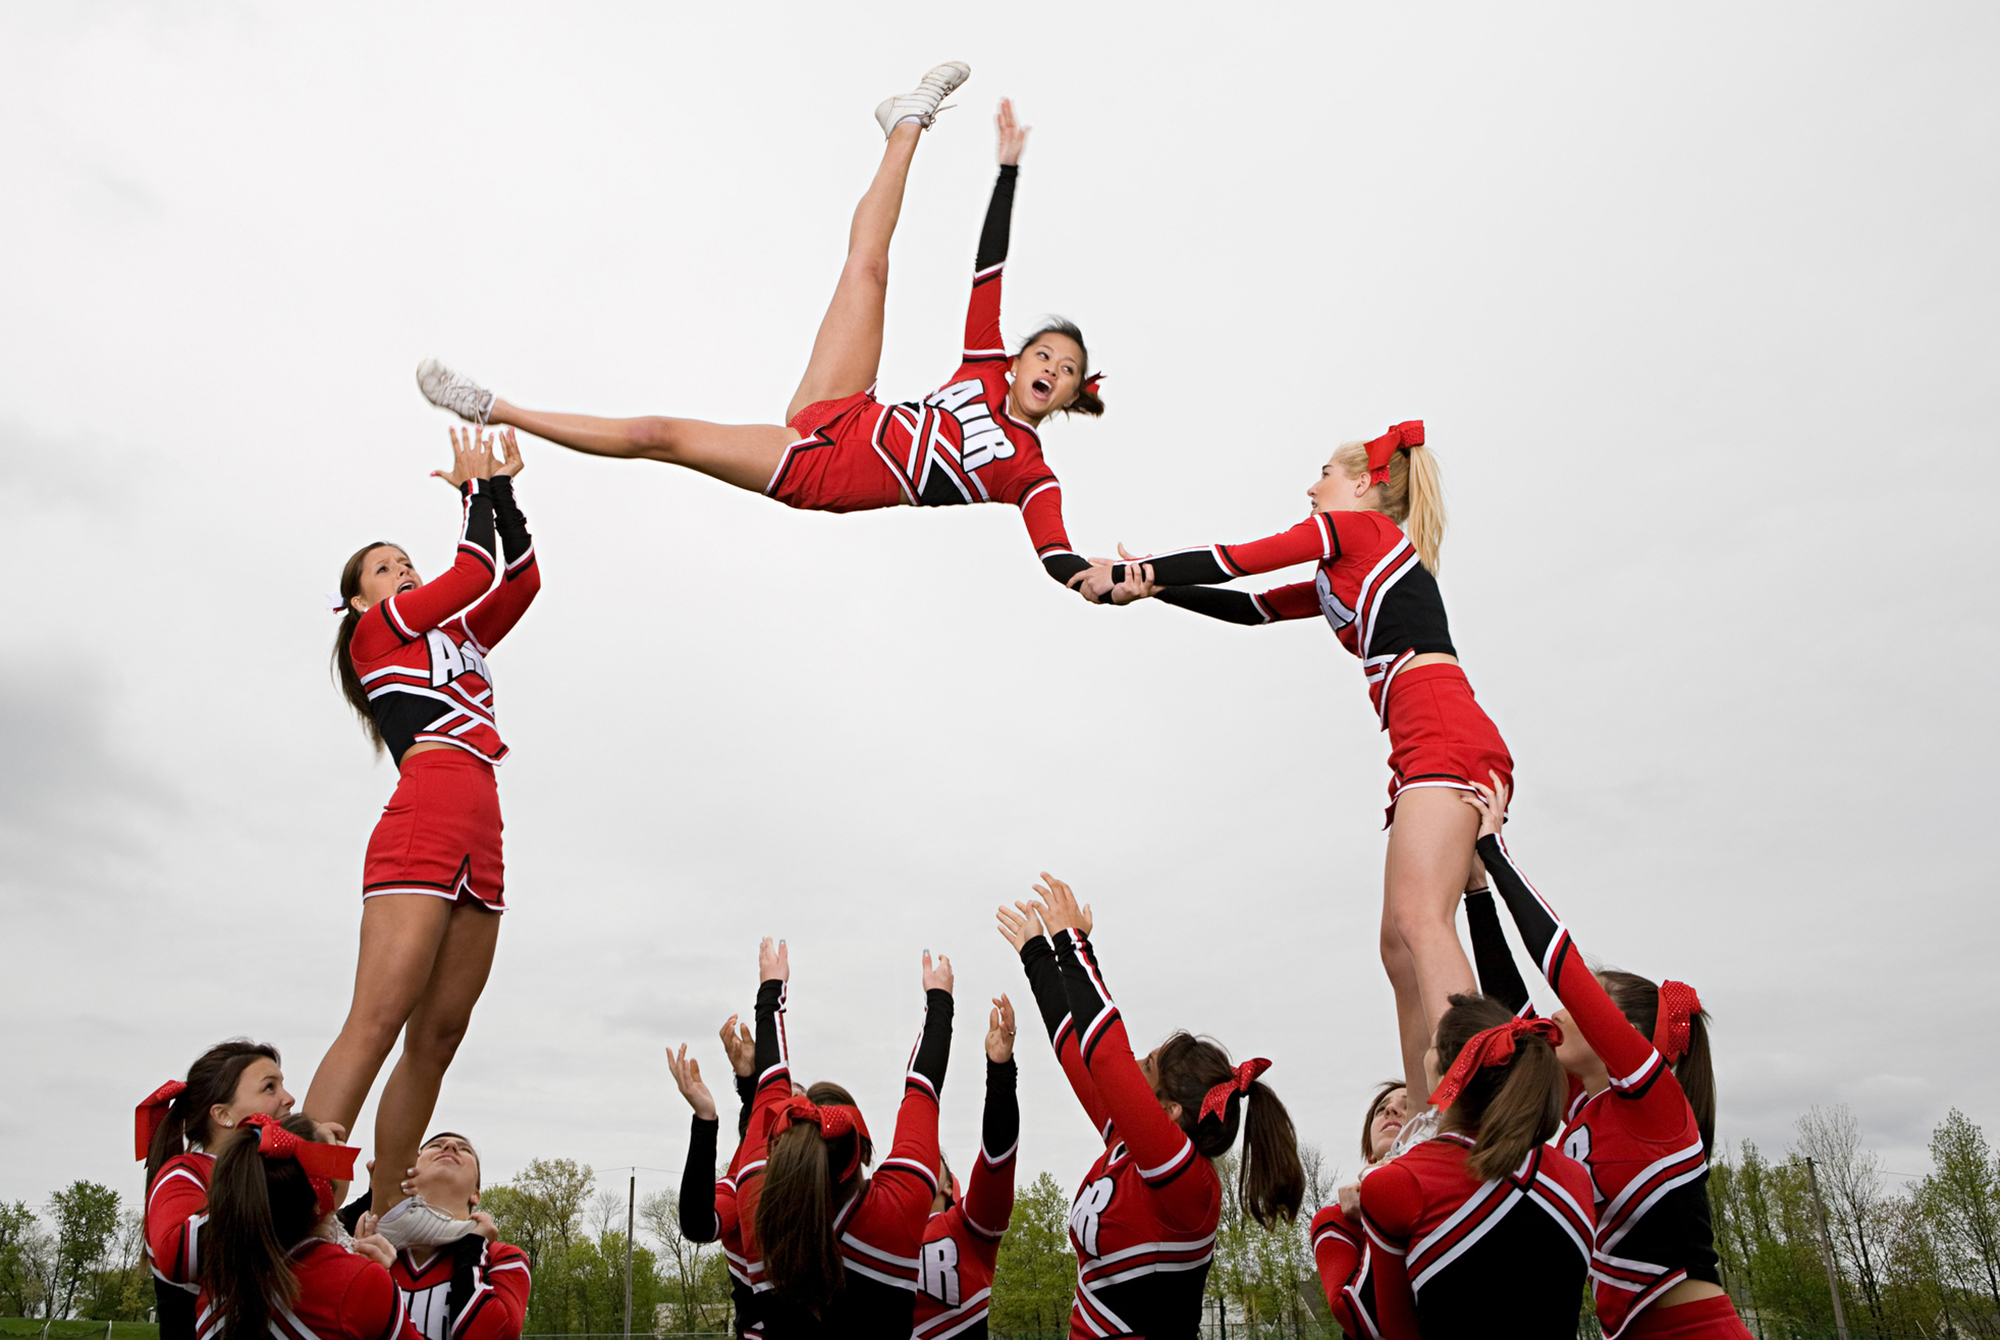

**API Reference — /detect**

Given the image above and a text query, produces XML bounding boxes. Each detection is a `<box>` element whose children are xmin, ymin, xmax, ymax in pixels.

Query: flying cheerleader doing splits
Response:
<box><xmin>304</xmin><ymin>427</ymin><xmax>541</xmax><ymax>1251</ymax></box>
<box><xmin>1087</xmin><ymin>423</ymin><xmax>1510</xmax><ymax>1113</ymax></box>
<box><xmin>416</xmin><ymin>70</ymin><xmax>1107</xmax><ymax>594</ymax></box>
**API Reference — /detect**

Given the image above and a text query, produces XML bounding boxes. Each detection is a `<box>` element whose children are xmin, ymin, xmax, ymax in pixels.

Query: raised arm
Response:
<box><xmin>871</xmin><ymin>956</ymin><xmax>956</xmax><ymax>1211</ymax></box>
<box><xmin>999</xmin><ymin>901</ymin><xmax>1112</xmax><ymax>1140</ymax></box>
<box><xmin>1464</xmin><ymin>879</ymin><xmax>1534</xmax><ymax>1017</ymax></box>
<box><xmin>463</xmin><ymin>434</ymin><xmax>539</xmax><ymax>649</ymax></box>
<box><xmin>961</xmin><ymin>998</ymin><xmax>1020</xmax><ymax>1241</ymax></box>
<box><xmin>963</xmin><ymin>100</ymin><xmax>1026</xmax><ymax>359</ymax></box>
<box><xmin>1469</xmin><ymin>794</ymin><xmax>1685</xmax><ymax>1135</ymax></box>
<box><xmin>349</xmin><ymin>433</ymin><xmax>501</xmax><ymax>661</ymax></box>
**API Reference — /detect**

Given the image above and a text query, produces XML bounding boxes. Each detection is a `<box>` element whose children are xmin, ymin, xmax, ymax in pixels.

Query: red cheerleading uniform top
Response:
<box><xmin>348</xmin><ymin>476</ymin><xmax>539</xmax><ymax>766</ymax></box>
<box><xmin>737</xmin><ymin>978</ymin><xmax>956</xmax><ymax>1338</ymax></box>
<box><xmin>1113</xmin><ymin>509</ymin><xmax>1454</xmax><ymax>726</ymax></box>
<box><xmin>1018</xmin><ymin>930</ymin><xmax>1221</xmax><ymax>1340</ymax></box>
<box><xmin>1359</xmin><ymin>1133</ymin><xmax>1594</xmax><ymax>1339</ymax></box>
<box><xmin>197</xmin><ymin>1238</ymin><xmax>421</xmax><ymax>1340</ymax></box>
<box><xmin>147</xmin><ymin>1150</ymin><xmax>214</xmax><ymax>1338</ymax></box>
<box><xmin>767</xmin><ymin>165</ymin><xmax>1088</xmax><ymax>589</ymax></box>
<box><xmin>1476</xmin><ymin>833</ymin><xmax>1725</xmax><ymax>1339</ymax></box>
<box><xmin>1309</xmin><ymin>1202</ymin><xmax>1413</xmax><ymax>1340</ymax></box>
<box><xmin>912</xmin><ymin>1059</ymin><xmax>1019</xmax><ymax>1340</ymax></box>
<box><xmin>389</xmin><ymin>1240</ymin><xmax>531</xmax><ymax>1340</ymax></box>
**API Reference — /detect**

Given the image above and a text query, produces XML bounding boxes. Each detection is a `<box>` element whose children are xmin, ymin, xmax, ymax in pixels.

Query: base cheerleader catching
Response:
<box><xmin>138</xmin><ymin>1042</ymin><xmax>298</xmax><ymax>1340</ymax></box>
<box><xmin>305</xmin><ymin>427</ymin><xmax>540</xmax><ymax>1249</ymax></box>
<box><xmin>377</xmin><ymin>1133</ymin><xmax>531</xmax><ymax>1340</ymax></box>
<box><xmin>415</xmin><ymin>78</ymin><xmax>1107</xmax><ymax>594</ymax></box>
<box><xmin>1000</xmin><ymin>876</ymin><xmax>1303</xmax><ymax>1339</ymax></box>
<box><xmin>1089</xmin><ymin>423</ymin><xmax>1507</xmax><ymax>1101</ymax></box>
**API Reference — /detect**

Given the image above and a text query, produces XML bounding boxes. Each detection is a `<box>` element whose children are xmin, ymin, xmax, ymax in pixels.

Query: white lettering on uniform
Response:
<box><xmin>1563</xmin><ymin>1126</ymin><xmax>1592</xmax><ymax>1167</ymax></box>
<box><xmin>1315</xmin><ymin>568</ymin><xmax>1357</xmax><ymax>633</ymax></box>
<box><xmin>925</xmin><ymin>378</ymin><xmax>1017</xmax><ymax>472</ymax></box>
<box><xmin>1069</xmin><ymin>1177</ymin><xmax>1115</xmax><ymax>1258</ymax></box>
<box><xmin>919</xmin><ymin>1236</ymin><xmax>960</xmax><ymax>1304</ymax></box>
<box><xmin>426</xmin><ymin>629</ymin><xmax>489</xmax><ymax>687</ymax></box>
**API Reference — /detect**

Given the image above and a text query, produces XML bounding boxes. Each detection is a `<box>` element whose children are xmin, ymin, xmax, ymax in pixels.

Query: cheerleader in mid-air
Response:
<box><xmin>415</xmin><ymin>79</ymin><xmax>1108</xmax><ymax>594</ymax></box>
<box><xmin>999</xmin><ymin>876</ymin><xmax>1303</xmax><ymax>1340</ymax></box>
<box><xmin>194</xmin><ymin>1114</ymin><xmax>411</xmax><ymax>1340</ymax></box>
<box><xmin>1466</xmin><ymin>778</ymin><xmax>1749</xmax><ymax>1339</ymax></box>
<box><xmin>1086</xmin><ymin>423</ymin><xmax>1508</xmax><ymax>1100</ymax></box>
<box><xmin>305</xmin><ymin>427</ymin><xmax>540</xmax><ymax>1250</ymax></box>
<box><xmin>138</xmin><ymin>1042</ymin><xmax>297</xmax><ymax>1340</ymax></box>
<box><xmin>912</xmin><ymin>993</ymin><xmax>1018</xmax><ymax>1340</ymax></box>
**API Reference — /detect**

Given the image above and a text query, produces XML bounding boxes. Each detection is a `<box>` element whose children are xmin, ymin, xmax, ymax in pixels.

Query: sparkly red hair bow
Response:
<box><xmin>1363</xmin><ymin>420</ymin><xmax>1425</xmax><ymax>486</ymax></box>
<box><xmin>1652</xmin><ymin>981</ymin><xmax>1704</xmax><ymax>1063</ymax></box>
<box><xmin>1082</xmin><ymin>372</ymin><xmax>1105</xmax><ymax>398</ymax></box>
<box><xmin>135</xmin><ymin>1081</ymin><xmax>187</xmax><ymax>1161</ymax></box>
<box><xmin>1200</xmin><ymin>1057</ymin><xmax>1272</xmax><ymax>1124</ymax></box>
<box><xmin>240</xmin><ymin>1114</ymin><xmax>359</xmax><ymax>1218</ymax></box>
<box><xmin>1428</xmin><ymin>1017</ymin><xmax>1564</xmax><ymax>1110</ymax></box>
<box><xmin>772</xmin><ymin>1098</ymin><xmax>873</xmax><ymax>1181</ymax></box>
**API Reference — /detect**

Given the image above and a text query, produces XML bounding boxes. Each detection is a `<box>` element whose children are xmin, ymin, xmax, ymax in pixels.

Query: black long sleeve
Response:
<box><xmin>909</xmin><ymin>989</ymin><xmax>955</xmax><ymax>1095</ymax></box>
<box><xmin>1464</xmin><ymin>887</ymin><xmax>1534</xmax><ymax>1016</ymax></box>
<box><xmin>974</xmin><ymin>164</ymin><xmax>1018</xmax><ymax>272</ymax></box>
<box><xmin>1019</xmin><ymin>936</ymin><xmax>1070</xmax><ymax>1044</ymax></box>
<box><xmin>1156</xmin><ymin>586</ymin><xmax>1274</xmax><ymax>625</ymax></box>
<box><xmin>486</xmin><ymin>474</ymin><xmax>533</xmax><ymax>566</ymax></box>
<box><xmin>678</xmin><ymin>1115</ymin><xmax>720</xmax><ymax>1241</ymax></box>
<box><xmin>982</xmin><ymin>1057</ymin><xmax>1020</xmax><ymax>1160</ymax></box>
<box><xmin>1114</xmin><ymin>550</ymin><xmax>1234</xmax><ymax>587</ymax></box>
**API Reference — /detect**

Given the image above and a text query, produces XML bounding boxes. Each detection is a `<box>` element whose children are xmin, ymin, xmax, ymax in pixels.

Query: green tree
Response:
<box><xmin>1797</xmin><ymin>1105</ymin><xmax>1891</xmax><ymax>1336</ymax></box>
<box><xmin>1920</xmin><ymin>1109</ymin><xmax>2000</xmax><ymax>1318</ymax></box>
<box><xmin>639</xmin><ymin>1189</ymin><xmax>730</xmax><ymax>1333</ymax></box>
<box><xmin>45</xmin><ymin>1182</ymin><xmax>120</xmax><ymax>1321</ymax></box>
<box><xmin>81</xmin><ymin>1210</ymin><xmax>150</xmax><ymax>1321</ymax></box>
<box><xmin>989</xmin><ymin>1171</ymin><xmax>1074</xmax><ymax>1337</ymax></box>
<box><xmin>0</xmin><ymin>1201</ymin><xmax>52</xmax><ymax>1318</ymax></box>
<box><xmin>483</xmin><ymin>1158</ymin><xmax>594</xmax><ymax>1335</ymax></box>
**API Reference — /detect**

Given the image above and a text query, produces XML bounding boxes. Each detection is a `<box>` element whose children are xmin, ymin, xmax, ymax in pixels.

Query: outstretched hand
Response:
<box><xmin>986</xmin><ymin>994</ymin><xmax>1018</xmax><ymax>1063</ymax></box>
<box><xmin>434</xmin><ymin>426</ymin><xmax>497</xmax><ymax>488</ymax></box>
<box><xmin>494</xmin><ymin>426</ymin><xmax>526</xmax><ymax>477</ymax></box>
<box><xmin>996</xmin><ymin>97</ymin><xmax>1031</xmax><ymax>166</ymax></box>
<box><xmin>922</xmin><ymin>950</ymin><xmax>955</xmax><ymax>995</ymax></box>
<box><xmin>759</xmin><ymin>936</ymin><xmax>790</xmax><ymax>985</ymax></box>
<box><xmin>995</xmin><ymin>900</ymin><xmax>1043</xmax><ymax>952</ymax></box>
<box><xmin>666</xmin><ymin>1043</ymin><xmax>718</xmax><ymax>1122</ymax></box>
<box><xmin>1461</xmin><ymin>772</ymin><xmax>1510</xmax><ymax>839</ymax></box>
<box><xmin>719</xmin><ymin>1015</ymin><xmax>755</xmax><ymax>1078</ymax></box>
<box><xmin>1031</xmin><ymin>872</ymin><xmax>1093</xmax><ymax>938</ymax></box>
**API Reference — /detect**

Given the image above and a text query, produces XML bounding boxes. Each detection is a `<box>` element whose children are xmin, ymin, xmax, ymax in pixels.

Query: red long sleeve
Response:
<box><xmin>452</xmin><ymin>1243</ymin><xmax>530</xmax><ymax>1340</ymax></box>
<box><xmin>349</xmin><ymin>481</ymin><xmax>499</xmax><ymax>661</ymax></box>
<box><xmin>144</xmin><ymin>1155</ymin><xmax>210</xmax><ymax>1286</ymax></box>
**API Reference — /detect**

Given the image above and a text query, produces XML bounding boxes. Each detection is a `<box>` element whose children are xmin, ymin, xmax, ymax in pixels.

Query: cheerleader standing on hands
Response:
<box><xmin>1089</xmin><ymin>424</ymin><xmax>1509</xmax><ymax>1100</ymax></box>
<box><xmin>138</xmin><ymin>1042</ymin><xmax>298</xmax><ymax>1340</ymax></box>
<box><xmin>416</xmin><ymin>79</ymin><xmax>1108</xmax><ymax>594</ymax></box>
<box><xmin>305</xmin><ymin>428</ymin><xmax>540</xmax><ymax>1250</ymax></box>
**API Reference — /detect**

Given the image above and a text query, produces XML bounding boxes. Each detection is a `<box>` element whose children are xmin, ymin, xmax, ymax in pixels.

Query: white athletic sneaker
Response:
<box><xmin>373</xmin><ymin>1195</ymin><xmax>478</xmax><ymax>1249</ymax></box>
<box><xmin>416</xmin><ymin>358</ymin><xmax>495</xmax><ymax>425</ymax></box>
<box><xmin>873</xmin><ymin>61</ymin><xmax>971</xmax><ymax>136</ymax></box>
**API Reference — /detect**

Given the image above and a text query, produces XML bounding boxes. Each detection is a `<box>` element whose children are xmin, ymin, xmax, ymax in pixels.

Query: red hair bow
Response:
<box><xmin>772</xmin><ymin>1098</ymin><xmax>873</xmax><ymax>1181</ymax></box>
<box><xmin>1200</xmin><ymin>1057</ymin><xmax>1272</xmax><ymax>1125</ymax></box>
<box><xmin>240</xmin><ymin>1114</ymin><xmax>359</xmax><ymax>1218</ymax></box>
<box><xmin>1082</xmin><ymin>372</ymin><xmax>1105</xmax><ymax>398</ymax></box>
<box><xmin>1363</xmin><ymin>420</ymin><xmax>1425</xmax><ymax>486</ymax></box>
<box><xmin>1428</xmin><ymin>1017</ymin><xmax>1564</xmax><ymax>1110</ymax></box>
<box><xmin>135</xmin><ymin>1080</ymin><xmax>188</xmax><ymax>1162</ymax></box>
<box><xmin>1652</xmin><ymin>980</ymin><xmax>1703</xmax><ymax>1064</ymax></box>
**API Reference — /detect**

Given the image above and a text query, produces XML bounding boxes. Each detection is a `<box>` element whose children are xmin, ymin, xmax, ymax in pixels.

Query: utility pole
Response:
<box><xmin>1805</xmin><ymin>1157</ymin><xmax>1852</xmax><ymax>1340</ymax></box>
<box><xmin>620</xmin><ymin>1176</ymin><xmax>636</xmax><ymax>1340</ymax></box>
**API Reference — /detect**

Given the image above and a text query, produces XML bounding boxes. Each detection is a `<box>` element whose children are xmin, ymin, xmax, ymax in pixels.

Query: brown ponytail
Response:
<box><xmin>331</xmin><ymin>542</ymin><xmax>397</xmax><ymax>755</ymax></box>
<box><xmin>753</xmin><ymin>1082</ymin><xmax>872</xmax><ymax>1314</ymax></box>
<box><xmin>1331</xmin><ymin>438</ymin><xmax>1447</xmax><ymax>573</ymax></box>
<box><xmin>199</xmin><ymin>1114</ymin><xmax>325</xmax><ymax>1340</ymax></box>
<box><xmin>1434</xmin><ymin>995</ymin><xmax>1564</xmax><ymax>1181</ymax></box>
<box><xmin>145</xmin><ymin>1040</ymin><xmax>282</xmax><ymax>1192</ymax></box>
<box><xmin>1602</xmin><ymin>971</ymin><xmax>1716</xmax><ymax>1153</ymax></box>
<box><xmin>1152</xmin><ymin>1032</ymin><xmax>1305</xmax><ymax>1229</ymax></box>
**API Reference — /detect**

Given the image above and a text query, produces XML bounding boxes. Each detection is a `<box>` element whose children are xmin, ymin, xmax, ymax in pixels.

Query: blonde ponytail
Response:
<box><xmin>1331</xmin><ymin>439</ymin><xmax>1448</xmax><ymax>574</ymax></box>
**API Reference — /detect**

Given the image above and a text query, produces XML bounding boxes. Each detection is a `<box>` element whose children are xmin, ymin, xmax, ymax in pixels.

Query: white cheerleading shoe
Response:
<box><xmin>372</xmin><ymin>1195</ymin><xmax>479</xmax><ymax>1249</ymax></box>
<box><xmin>873</xmin><ymin>61</ymin><xmax>970</xmax><ymax>136</ymax></box>
<box><xmin>416</xmin><ymin>358</ymin><xmax>495</xmax><ymax>425</ymax></box>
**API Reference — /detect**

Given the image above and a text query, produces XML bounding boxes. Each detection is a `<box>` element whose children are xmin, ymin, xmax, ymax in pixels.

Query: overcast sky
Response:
<box><xmin>4</xmin><ymin>2</ymin><xmax>1996</xmax><ymax>1219</ymax></box>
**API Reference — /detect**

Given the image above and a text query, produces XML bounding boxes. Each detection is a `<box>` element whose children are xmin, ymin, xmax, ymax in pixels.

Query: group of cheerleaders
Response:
<box><xmin>130</xmin><ymin>62</ymin><xmax>1749</xmax><ymax>1340</ymax></box>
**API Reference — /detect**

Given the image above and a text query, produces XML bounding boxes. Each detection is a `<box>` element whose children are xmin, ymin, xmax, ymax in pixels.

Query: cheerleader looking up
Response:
<box><xmin>999</xmin><ymin>876</ymin><xmax>1304</xmax><ymax>1340</ymax></box>
<box><xmin>743</xmin><ymin>940</ymin><xmax>956</xmax><ymax>1337</ymax></box>
<box><xmin>138</xmin><ymin>1042</ymin><xmax>299</xmax><ymax>1340</ymax></box>
<box><xmin>1308</xmin><ymin>1080</ymin><xmax>1410</xmax><ymax>1340</ymax></box>
<box><xmin>1088</xmin><ymin>424</ymin><xmax>1506</xmax><ymax>1097</ymax></box>
<box><xmin>912</xmin><ymin>994</ymin><xmax>1019</xmax><ymax>1340</ymax></box>
<box><xmin>196</xmin><ymin>1114</ymin><xmax>413</xmax><ymax>1340</ymax></box>
<box><xmin>1466</xmin><ymin>778</ymin><xmax>1747</xmax><ymax>1340</ymax></box>
<box><xmin>377</xmin><ymin>1134</ymin><xmax>531</xmax><ymax>1340</ymax></box>
<box><xmin>304</xmin><ymin>427</ymin><xmax>540</xmax><ymax>1250</ymax></box>
<box><xmin>417</xmin><ymin>85</ymin><xmax>1107</xmax><ymax>596</ymax></box>
<box><xmin>1359</xmin><ymin>995</ymin><xmax>1594</xmax><ymax>1339</ymax></box>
